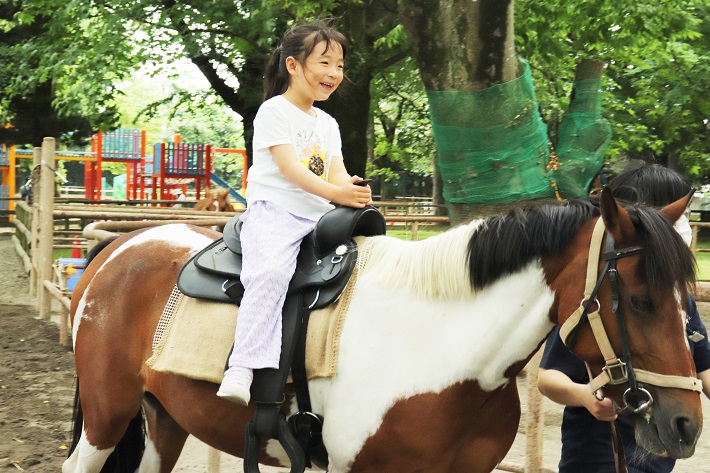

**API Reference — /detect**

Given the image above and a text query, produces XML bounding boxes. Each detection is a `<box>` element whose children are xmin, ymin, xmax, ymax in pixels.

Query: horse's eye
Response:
<box><xmin>629</xmin><ymin>295</ymin><xmax>654</xmax><ymax>313</ymax></box>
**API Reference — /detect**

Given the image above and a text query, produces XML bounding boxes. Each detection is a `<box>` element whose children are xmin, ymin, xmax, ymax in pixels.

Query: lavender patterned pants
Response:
<box><xmin>228</xmin><ymin>200</ymin><xmax>317</xmax><ymax>370</ymax></box>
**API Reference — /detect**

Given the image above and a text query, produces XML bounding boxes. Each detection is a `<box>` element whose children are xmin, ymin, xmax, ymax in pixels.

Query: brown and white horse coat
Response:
<box><xmin>64</xmin><ymin>190</ymin><xmax>702</xmax><ymax>473</ymax></box>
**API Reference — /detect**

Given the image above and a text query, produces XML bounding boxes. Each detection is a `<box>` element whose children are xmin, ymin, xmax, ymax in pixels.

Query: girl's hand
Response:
<box><xmin>332</xmin><ymin>176</ymin><xmax>372</xmax><ymax>208</ymax></box>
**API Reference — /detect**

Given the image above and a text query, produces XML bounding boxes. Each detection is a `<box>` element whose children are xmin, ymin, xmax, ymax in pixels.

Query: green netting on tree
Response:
<box><xmin>426</xmin><ymin>60</ymin><xmax>553</xmax><ymax>204</ymax></box>
<box><xmin>552</xmin><ymin>78</ymin><xmax>612</xmax><ymax>199</ymax></box>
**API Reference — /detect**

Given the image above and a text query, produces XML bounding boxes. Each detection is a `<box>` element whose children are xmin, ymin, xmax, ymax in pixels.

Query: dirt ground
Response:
<box><xmin>1</xmin><ymin>228</ymin><xmax>710</xmax><ymax>472</ymax></box>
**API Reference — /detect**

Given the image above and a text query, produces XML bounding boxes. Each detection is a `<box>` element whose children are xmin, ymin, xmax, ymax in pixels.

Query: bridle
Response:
<box><xmin>559</xmin><ymin>218</ymin><xmax>702</xmax><ymax>416</ymax></box>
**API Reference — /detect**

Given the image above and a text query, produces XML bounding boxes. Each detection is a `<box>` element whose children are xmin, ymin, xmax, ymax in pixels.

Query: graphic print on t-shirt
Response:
<box><xmin>296</xmin><ymin>130</ymin><xmax>328</xmax><ymax>179</ymax></box>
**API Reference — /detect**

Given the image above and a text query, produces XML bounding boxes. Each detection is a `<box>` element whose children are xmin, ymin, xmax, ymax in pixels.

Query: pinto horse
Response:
<box><xmin>64</xmin><ymin>188</ymin><xmax>703</xmax><ymax>473</ymax></box>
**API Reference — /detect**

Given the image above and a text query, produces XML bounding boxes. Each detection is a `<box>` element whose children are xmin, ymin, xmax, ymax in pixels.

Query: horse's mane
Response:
<box><xmin>363</xmin><ymin>198</ymin><xmax>695</xmax><ymax>300</ymax></box>
<box><xmin>468</xmin><ymin>200</ymin><xmax>599</xmax><ymax>289</ymax></box>
<box><xmin>468</xmin><ymin>199</ymin><xmax>696</xmax><ymax>298</ymax></box>
<box><xmin>362</xmin><ymin>222</ymin><xmax>481</xmax><ymax>299</ymax></box>
<box><xmin>629</xmin><ymin>204</ymin><xmax>696</xmax><ymax>301</ymax></box>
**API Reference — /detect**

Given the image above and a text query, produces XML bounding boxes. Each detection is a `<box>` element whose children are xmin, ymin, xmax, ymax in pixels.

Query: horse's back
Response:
<box><xmin>71</xmin><ymin>224</ymin><xmax>220</xmax><ymax>357</ymax></box>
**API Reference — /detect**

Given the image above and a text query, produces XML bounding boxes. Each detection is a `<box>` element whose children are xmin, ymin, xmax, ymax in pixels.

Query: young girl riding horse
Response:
<box><xmin>217</xmin><ymin>21</ymin><xmax>372</xmax><ymax>405</ymax></box>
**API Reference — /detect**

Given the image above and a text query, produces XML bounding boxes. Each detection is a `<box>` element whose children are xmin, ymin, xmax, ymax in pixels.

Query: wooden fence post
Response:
<box><xmin>524</xmin><ymin>349</ymin><xmax>545</xmax><ymax>472</ymax></box>
<box><xmin>29</xmin><ymin>147</ymin><xmax>41</xmax><ymax>297</ymax></box>
<box><xmin>37</xmin><ymin>138</ymin><xmax>55</xmax><ymax>320</ymax></box>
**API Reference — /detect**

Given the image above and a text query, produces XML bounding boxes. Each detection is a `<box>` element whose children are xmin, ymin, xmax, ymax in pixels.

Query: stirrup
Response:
<box><xmin>244</xmin><ymin>407</ymin><xmax>305</xmax><ymax>473</ymax></box>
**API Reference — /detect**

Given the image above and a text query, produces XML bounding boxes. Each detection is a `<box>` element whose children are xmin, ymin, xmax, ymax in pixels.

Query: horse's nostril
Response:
<box><xmin>674</xmin><ymin>415</ymin><xmax>696</xmax><ymax>444</ymax></box>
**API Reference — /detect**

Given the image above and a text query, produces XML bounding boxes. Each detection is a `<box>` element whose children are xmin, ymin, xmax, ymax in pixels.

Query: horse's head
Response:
<box><xmin>194</xmin><ymin>188</ymin><xmax>233</xmax><ymax>212</ymax></box>
<box><xmin>554</xmin><ymin>187</ymin><xmax>701</xmax><ymax>459</ymax></box>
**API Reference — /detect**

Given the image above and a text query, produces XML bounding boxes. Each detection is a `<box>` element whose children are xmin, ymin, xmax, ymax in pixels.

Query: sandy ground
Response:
<box><xmin>1</xmin><ymin>228</ymin><xmax>710</xmax><ymax>472</ymax></box>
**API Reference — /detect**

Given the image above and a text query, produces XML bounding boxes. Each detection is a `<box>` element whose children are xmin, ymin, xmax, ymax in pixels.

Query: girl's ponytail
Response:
<box><xmin>263</xmin><ymin>45</ymin><xmax>289</xmax><ymax>101</ymax></box>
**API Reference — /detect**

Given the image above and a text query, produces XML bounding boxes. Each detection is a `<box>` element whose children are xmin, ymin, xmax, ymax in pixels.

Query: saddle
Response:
<box><xmin>176</xmin><ymin>205</ymin><xmax>386</xmax><ymax>472</ymax></box>
<box><xmin>178</xmin><ymin>204</ymin><xmax>377</xmax><ymax>309</ymax></box>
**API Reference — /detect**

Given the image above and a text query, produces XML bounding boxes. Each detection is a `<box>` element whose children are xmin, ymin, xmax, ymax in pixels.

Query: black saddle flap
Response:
<box><xmin>195</xmin><ymin>239</ymin><xmax>242</xmax><ymax>277</ymax></box>
<box><xmin>178</xmin><ymin>257</ymin><xmax>233</xmax><ymax>302</ymax></box>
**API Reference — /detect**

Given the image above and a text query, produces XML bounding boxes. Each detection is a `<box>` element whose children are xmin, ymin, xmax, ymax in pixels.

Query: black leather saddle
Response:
<box><xmin>177</xmin><ymin>205</ymin><xmax>386</xmax><ymax>309</ymax></box>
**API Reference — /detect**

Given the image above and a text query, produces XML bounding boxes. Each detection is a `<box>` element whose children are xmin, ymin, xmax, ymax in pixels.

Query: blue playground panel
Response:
<box><xmin>102</xmin><ymin>129</ymin><xmax>142</xmax><ymax>161</ymax></box>
<box><xmin>0</xmin><ymin>146</ymin><xmax>8</xmax><ymax>166</ymax></box>
<box><xmin>58</xmin><ymin>258</ymin><xmax>87</xmax><ymax>292</ymax></box>
<box><xmin>210</xmin><ymin>172</ymin><xmax>246</xmax><ymax>204</ymax></box>
<box><xmin>165</xmin><ymin>143</ymin><xmax>208</xmax><ymax>176</ymax></box>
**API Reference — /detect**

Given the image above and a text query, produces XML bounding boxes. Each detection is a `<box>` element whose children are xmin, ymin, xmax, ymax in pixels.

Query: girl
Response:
<box><xmin>217</xmin><ymin>21</ymin><xmax>372</xmax><ymax>405</ymax></box>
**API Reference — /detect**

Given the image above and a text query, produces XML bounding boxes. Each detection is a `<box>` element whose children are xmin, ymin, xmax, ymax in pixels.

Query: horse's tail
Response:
<box><xmin>85</xmin><ymin>236</ymin><xmax>118</xmax><ymax>266</ymax></box>
<box><xmin>67</xmin><ymin>383</ymin><xmax>146</xmax><ymax>472</ymax></box>
<box><xmin>68</xmin><ymin>236</ymin><xmax>147</xmax><ymax>471</ymax></box>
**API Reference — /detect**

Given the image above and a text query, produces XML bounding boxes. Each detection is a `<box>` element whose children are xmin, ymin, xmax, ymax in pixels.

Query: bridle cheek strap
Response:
<box><xmin>559</xmin><ymin>218</ymin><xmax>607</xmax><ymax>345</ymax></box>
<box><xmin>586</xmin><ymin>299</ymin><xmax>703</xmax><ymax>394</ymax></box>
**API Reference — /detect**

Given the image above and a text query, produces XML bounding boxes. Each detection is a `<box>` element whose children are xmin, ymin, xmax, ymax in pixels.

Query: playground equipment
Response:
<box><xmin>149</xmin><ymin>136</ymin><xmax>212</xmax><ymax>202</ymax></box>
<box><xmin>4</xmin><ymin>130</ymin><xmax>248</xmax><ymax>208</ymax></box>
<box><xmin>210</xmin><ymin>147</ymin><xmax>247</xmax><ymax>204</ymax></box>
<box><xmin>1</xmin><ymin>143</ymin><xmax>98</xmax><ymax>216</ymax></box>
<box><xmin>137</xmin><ymin>140</ymin><xmax>247</xmax><ymax>206</ymax></box>
<box><xmin>0</xmin><ymin>144</ymin><xmax>16</xmax><ymax>214</ymax></box>
<box><xmin>85</xmin><ymin>128</ymin><xmax>145</xmax><ymax>200</ymax></box>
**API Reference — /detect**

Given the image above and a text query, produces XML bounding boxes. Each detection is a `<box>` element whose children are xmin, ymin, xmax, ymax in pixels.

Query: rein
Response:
<box><xmin>559</xmin><ymin>218</ymin><xmax>703</xmax><ymax>416</ymax></box>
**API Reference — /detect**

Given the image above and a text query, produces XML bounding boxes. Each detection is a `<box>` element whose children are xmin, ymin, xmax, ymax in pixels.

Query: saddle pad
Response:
<box><xmin>145</xmin><ymin>237</ymin><xmax>373</xmax><ymax>383</ymax></box>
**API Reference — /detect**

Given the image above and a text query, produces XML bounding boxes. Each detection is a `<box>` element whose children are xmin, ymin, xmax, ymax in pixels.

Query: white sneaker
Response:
<box><xmin>216</xmin><ymin>367</ymin><xmax>253</xmax><ymax>406</ymax></box>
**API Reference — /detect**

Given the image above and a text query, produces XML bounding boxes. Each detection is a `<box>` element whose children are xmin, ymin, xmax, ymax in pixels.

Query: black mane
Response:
<box><xmin>467</xmin><ymin>200</ymin><xmax>598</xmax><ymax>288</ymax></box>
<box><xmin>630</xmin><ymin>205</ymin><xmax>696</xmax><ymax>300</ymax></box>
<box><xmin>466</xmin><ymin>199</ymin><xmax>696</xmax><ymax>296</ymax></box>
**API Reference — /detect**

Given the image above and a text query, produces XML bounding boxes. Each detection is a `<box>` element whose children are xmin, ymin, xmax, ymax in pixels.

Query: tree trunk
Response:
<box><xmin>400</xmin><ymin>0</ymin><xmax>529</xmax><ymax>224</ymax></box>
<box><xmin>400</xmin><ymin>0</ymin><xmax>518</xmax><ymax>91</ymax></box>
<box><xmin>553</xmin><ymin>58</ymin><xmax>611</xmax><ymax>199</ymax></box>
<box><xmin>319</xmin><ymin>4</ymin><xmax>376</xmax><ymax>178</ymax></box>
<box><xmin>321</xmin><ymin>71</ymin><xmax>371</xmax><ymax>178</ymax></box>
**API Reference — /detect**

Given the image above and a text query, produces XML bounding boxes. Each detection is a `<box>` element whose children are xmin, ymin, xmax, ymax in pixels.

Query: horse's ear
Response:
<box><xmin>659</xmin><ymin>190</ymin><xmax>692</xmax><ymax>224</ymax></box>
<box><xmin>600</xmin><ymin>187</ymin><xmax>635</xmax><ymax>243</ymax></box>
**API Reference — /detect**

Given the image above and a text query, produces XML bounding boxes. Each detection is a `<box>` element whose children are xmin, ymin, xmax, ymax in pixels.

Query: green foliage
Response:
<box><xmin>368</xmin><ymin>53</ymin><xmax>434</xmax><ymax>180</ymax></box>
<box><xmin>516</xmin><ymin>0</ymin><xmax>710</xmax><ymax>175</ymax></box>
<box><xmin>0</xmin><ymin>3</ymin><xmax>108</xmax><ymax>146</ymax></box>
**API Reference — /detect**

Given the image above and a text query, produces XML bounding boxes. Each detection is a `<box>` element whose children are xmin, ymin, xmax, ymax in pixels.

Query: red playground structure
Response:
<box><xmin>84</xmin><ymin>129</ymin><xmax>246</xmax><ymax>205</ymax></box>
<box><xmin>84</xmin><ymin>129</ymin><xmax>145</xmax><ymax>200</ymax></box>
<box><xmin>147</xmin><ymin>137</ymin><xmax>212</xmax><ymax>202</ymax></box>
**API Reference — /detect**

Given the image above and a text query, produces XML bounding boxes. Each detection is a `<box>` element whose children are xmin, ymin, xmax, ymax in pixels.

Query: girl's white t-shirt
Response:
<box><xmin>246</xmin><ymin>95</ymin><xmax>343</xmax><ymax>221</ymax></box>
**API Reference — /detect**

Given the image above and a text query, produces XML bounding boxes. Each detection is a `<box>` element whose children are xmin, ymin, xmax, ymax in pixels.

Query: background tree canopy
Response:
<box><xmin>1</xmin><ymin>0</ymin><xmax>708</xmax><ymax>192</ymax></box>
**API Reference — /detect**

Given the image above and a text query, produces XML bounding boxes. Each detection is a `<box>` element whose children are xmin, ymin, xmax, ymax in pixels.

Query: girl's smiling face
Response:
<box><xmin>287</xmin><ymin>40</ymin><xmax>344</xmax><ymax>106</ymax></box>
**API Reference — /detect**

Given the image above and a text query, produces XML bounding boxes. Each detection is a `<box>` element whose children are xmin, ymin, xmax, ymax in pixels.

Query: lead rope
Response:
<box><xmin>585</xmin><ymin>363</ymin><xmax>628</xmax><ymax>473</ymax></box>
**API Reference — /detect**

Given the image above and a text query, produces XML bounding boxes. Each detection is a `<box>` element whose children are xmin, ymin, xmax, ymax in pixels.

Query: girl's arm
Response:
<box><xmin>328</xmin><ymin>156</ymin><xmax>373</xmax><ymax>205</ymax></box>
<box><xmin>271</xmin><ymin>144</ymin><xmax>371</xmax><ymax>208</ymax></box>
<box><xmin>327</xmin><ymin>156</ymin><xmax>354</xmax><ymax>186</ymax></box>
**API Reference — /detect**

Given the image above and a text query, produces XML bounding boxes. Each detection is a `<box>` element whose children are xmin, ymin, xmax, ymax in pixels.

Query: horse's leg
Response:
<box><xmin>146</xmin><ymin>371</ymin><xmax>251</xmax><ymax>455</ymax></box>
<box><xmin>62</xmin><ymin>377</ymin><xmax>145</xmax><ymax>473</ymax></box>
<box><xmin>140</xmin><ymin>393</ymin><xmax>189</xmax><ymax>473</ymax></box>
<box><xmin>63</xmin><ymin>430</ymin><xmax>115</xmax><ymax>473</ymax></box>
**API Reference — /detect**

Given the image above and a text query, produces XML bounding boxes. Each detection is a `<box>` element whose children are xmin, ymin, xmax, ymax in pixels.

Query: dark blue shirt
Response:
<box><xmin>540</xmin><ymin>296</ymin><xmax>710</xmax><ymax>473</ymax></box>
